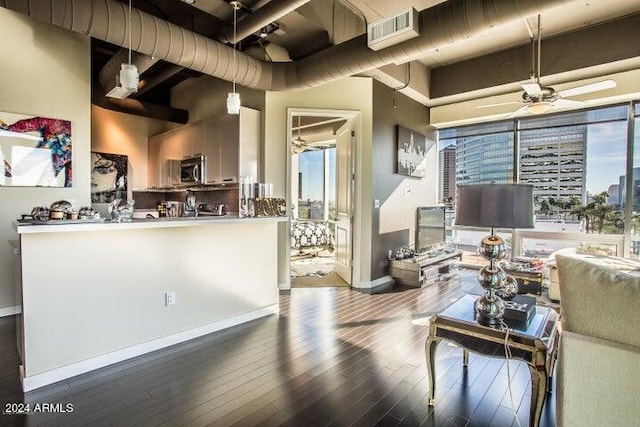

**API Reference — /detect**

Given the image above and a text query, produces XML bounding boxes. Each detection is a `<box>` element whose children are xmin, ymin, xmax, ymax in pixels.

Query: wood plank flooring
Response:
<box><xmin>0</xmin><ymin>271</ymin><xmax>556</xmax><ymax>426</ymax></box>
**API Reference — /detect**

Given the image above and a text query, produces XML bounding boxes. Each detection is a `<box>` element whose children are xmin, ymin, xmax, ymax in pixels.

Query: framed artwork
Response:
<box><xmin>91</xmin><ymin>152</ymin><xmax>128</xmax><ymax>203</ymax></box>
<box><xmin>396</xmin><ymin>125</ymin><xmax>427</xmax><ymax>178</ymax></box>
<box><xmin>0</xmin><ymin>112</ymin><xmax>72</xmax><ymax>187</ymax></box>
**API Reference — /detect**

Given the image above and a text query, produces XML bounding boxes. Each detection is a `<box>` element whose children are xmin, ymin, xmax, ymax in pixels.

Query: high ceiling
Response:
<box><xmin>90</xmin><ymin>0</ymin><xmax>640</xmax><ymax>121</ymax></box>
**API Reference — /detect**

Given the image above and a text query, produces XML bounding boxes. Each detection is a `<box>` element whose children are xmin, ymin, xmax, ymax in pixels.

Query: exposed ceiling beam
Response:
<box><xmin>430</xmin><ymin>12</ymin><xmax>640</xmax><ymax>105</ymax></box>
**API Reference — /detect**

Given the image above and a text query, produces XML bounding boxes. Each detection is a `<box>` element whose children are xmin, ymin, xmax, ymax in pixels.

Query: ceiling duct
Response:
<box><xmin>218</xmin><ymin>0</ymin><xmax>311</xmax><ymax>44</ymax></box>
<box><xmin>0</xmin><ymin>0</ymin><xmax>570</xmax><ymax>94</ymax></box>
<box><xmin>367</xmin><ymin>8</ymin><xmax>419</xmax><ymax>51</ymax></box>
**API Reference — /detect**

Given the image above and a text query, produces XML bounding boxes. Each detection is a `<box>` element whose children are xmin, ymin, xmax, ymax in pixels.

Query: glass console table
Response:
<box><xmin>425</xmin><ymin>294</ymin><xmax>560</xmax><ymax>427</ymax></box>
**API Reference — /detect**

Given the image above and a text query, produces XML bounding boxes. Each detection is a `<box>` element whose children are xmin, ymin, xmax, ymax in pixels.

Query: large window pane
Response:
<box><xmin>631</xmin><ymin>103</ymin><xmax>640</xmax><ymax>258</ymax></box>
<box><xmin>297</xmin><ymin>150</ymin><xmax>324</xmax><ymax>219</ymax></box>
<box><xmin>519</xmin><ymin>107</ymin><xmax>627</xmax><ymax>235</ymax></box>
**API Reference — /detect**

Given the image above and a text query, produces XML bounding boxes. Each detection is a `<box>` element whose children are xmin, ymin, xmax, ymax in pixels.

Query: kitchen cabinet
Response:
<box><xmin>202</xmin><ymin>107</ymin><xmax>260</xmax><ymax>183</ymax></box>
<box><xmin>148</xmin><ymin>123</ymin><xmax>200</xmax><ymax>187</ymax></box>
<box><xmin>147</xmin><ymin>107</ymin><xmax>260</xmax><ymax>187</ymax></box>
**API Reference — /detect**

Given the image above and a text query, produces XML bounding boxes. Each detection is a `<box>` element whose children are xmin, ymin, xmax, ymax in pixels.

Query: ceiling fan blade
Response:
<box><xmin>475</xmin><ymin>101</ymin><xmax>522</xmax><ymax>109</ymax></box>
<box><xmin>513</xmin><ymin>105</ymin><xmax>532</xmax><ymax>115</ymax></box>
<box><xmin>553</xmin><ymin>99</ymin><xmax>584</xmax><ymax>108</ymax></box>
<box><xmin>522</xmin><ymin>83</ymin><xmax>543</xmax><ymax>96</ymax></box>
<box><xmin>558</xmin><ymin>79</ymin><xmax>616</xmax><ymax>98</ymax></box>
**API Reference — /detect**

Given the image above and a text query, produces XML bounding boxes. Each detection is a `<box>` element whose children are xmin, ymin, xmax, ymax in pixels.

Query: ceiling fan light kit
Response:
<box><xmin>476</xmin><ymin>15</ymin><xmax>616</xmax><ymax>115</ymax></box>
<box><xmin>526</xmin><ymin>101</ymin><xmax>552</xmax><ymax>115</ymax></box>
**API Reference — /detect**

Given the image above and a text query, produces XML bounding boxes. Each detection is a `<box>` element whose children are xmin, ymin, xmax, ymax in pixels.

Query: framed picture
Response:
<box><xmin>0</xmin><ymin>112</ymin><xmax>72</xmax><ymax>187</ymax></box>
<box><xmin>91</xmin><ymin>152</ymin><xmax>128</xmax><ymax>203</ymax></box>
<box><xmin>396</xmin><ymin>125</ymin><xmax>427</xmax><ymax>178</ymax></box>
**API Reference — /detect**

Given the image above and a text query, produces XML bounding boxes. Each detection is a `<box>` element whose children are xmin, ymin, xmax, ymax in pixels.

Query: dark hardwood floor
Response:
<box><xmin>0</xmin><ymin>271</ymin><xmax>556</xmax><ymax>426</ymax></box>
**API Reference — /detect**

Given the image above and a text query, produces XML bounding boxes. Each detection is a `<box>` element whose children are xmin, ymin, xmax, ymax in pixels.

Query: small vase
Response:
<box><xmin>109</xmin><ymin>199</ymin><xmax>135</xmax><ymax>222</ymax></box>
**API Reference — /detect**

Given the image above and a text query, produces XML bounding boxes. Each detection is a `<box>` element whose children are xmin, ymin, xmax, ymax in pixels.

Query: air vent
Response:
<box><xmin>367</xmin><ymin>8</ymin><xmax>419</xmax><ymax>51</ymax></box>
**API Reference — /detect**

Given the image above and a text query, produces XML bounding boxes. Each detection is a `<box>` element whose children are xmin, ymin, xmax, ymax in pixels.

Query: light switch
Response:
<box><xmin>374</xmin><ymin>199</ymin><xmax>380</xmax><ymax>208</ymax></box>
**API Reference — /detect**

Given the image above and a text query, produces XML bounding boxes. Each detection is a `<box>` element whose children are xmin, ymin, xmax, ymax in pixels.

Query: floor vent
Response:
<box><xmin>367</xmin><ymin>8</ymin><xmax>419</xmax><ymax>51</ymax></box>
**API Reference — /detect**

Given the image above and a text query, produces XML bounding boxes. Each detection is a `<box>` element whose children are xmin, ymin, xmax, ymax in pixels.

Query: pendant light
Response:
<box><xmin>227</xmin><ymin>1</ymin><xmax>241</xmax><ymax>115</ymax></box>
<box><xmin>106</xmin><ymin>0</ymin><xmax>139</xmax><ymax>99</ymax></box>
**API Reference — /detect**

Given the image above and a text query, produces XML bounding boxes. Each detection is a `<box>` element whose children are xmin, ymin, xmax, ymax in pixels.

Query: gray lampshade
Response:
<box><xmin>455</xmin><ymin>184</ymin><xmax>534</xmax><ymax>229</ymax></box>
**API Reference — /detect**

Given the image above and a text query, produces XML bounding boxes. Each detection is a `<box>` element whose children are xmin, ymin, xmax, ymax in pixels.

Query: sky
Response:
<box><xmin>585</xmin><ymin>120</ymin><xmax>638</xmax><ymax>195</ymax></box>
<box><xmin>298</xmin><ymin>148</ymin><xmax>336</xmax><ymax>201</ymax></box>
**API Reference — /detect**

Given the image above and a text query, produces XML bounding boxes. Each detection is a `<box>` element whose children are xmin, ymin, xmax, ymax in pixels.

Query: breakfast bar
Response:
<box><xmin>15</xmin><ymin>216</ymin><xmax>284</xmax><ymax>391</ymax></box>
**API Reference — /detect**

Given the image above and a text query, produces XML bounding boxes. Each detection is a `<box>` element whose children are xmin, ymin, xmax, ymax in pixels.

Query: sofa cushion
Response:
<box><xmin>556</xmin><ymin>254</ymin><xmax>640</xmax><ymax>348</ymax></box>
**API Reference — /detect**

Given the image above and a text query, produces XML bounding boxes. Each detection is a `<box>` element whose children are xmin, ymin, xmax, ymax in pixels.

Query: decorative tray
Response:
<box><xmin>17</xmin><ymin>218</ymin><xmax>106</xmax><ymax>225</ymax></box>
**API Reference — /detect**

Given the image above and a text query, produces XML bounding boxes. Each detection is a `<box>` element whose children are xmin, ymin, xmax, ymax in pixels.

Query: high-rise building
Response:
<box><xmin>449</xmin><ymin>125</ymin><xmax>588</xmax><ymax>208</ymax></box>
<box><xmin>455</xmin><ymin>133</ymin><xmax>513</xmax><ymax>185</ymax></box>
<box><xmin>519</xmin><ymin>125</ymin><xmax>587</xmax><ymax>204</ymax></box>
<box><xmin>439</xmin><ymin>145</ymin><xmax>456</xmax><ymax>203</ymax></box>
<box><xmin>608</xmin><ymin>184</ymin><xmax>620</xmax><ymax>206</ymax></box>
<box><xmin>617</xmin><ymin>167</ymin><xmax>640</xmax><ymax>211</ymax></box>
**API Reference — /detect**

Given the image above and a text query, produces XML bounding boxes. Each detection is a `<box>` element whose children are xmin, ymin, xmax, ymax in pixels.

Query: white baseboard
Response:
<box><xmin>354</xmin><ymin>275</ymin><xmax>394</xmax><ymax>289</ymax></box>
<box><xmin>0</xmin><ymin>305</ymin><xmax>20</xmax><ymax>317</ymax></box>
<box><xmin>21</xmin><ymin>304</ymin><xmax>279</xmax><ymax>392</ymax></box>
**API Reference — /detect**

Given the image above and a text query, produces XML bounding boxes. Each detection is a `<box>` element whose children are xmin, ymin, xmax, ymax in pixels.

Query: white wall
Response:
<box><xmin>19</xmin><ymin>220</ymin><xmax>279</xmax><ymax>384</ymax></box>
<box><xmin>0</xmin><ymin>8</ymin><xmax>91</xmax><ymax>313</ymax></box>
<box><xmin>91</xmin><ymin>105</ymin><xmax>166</xmax><ymax>191</ymax></box>
<box><xmin>264</xmin><ymin>77</ymin><xmax>374</xmax><ymax>288</ymax></box>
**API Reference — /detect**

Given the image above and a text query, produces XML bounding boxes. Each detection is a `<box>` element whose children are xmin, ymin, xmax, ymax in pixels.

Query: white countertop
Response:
<box><xmin>15</xmin><ymin>215</ymin><xmax>287</xmax><ymax>234</ymax></box>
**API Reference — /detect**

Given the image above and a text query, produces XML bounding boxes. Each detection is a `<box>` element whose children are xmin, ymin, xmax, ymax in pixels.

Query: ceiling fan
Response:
<box><xmin>476</xmin><ymin>15</ymin><xmax>616</xmax><ymax>115</ymax></box>
<box><xmin>291</xmin><ymin>116</ymin><xmax>337</xmax><ymax>154</ymax></box>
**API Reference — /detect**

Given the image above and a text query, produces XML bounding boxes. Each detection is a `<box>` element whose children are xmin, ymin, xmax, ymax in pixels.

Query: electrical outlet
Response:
<box><xmin>165</xmin><ymin>291</ymin><xmax>176</xmax><ymax>306</ymax></box>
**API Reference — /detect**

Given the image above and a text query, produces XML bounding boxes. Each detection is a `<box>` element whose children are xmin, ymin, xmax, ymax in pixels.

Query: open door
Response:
<box><xmin>334</xmin><ymin>121</ymin><xmax>354</xmax><ymax>284</ymax></box>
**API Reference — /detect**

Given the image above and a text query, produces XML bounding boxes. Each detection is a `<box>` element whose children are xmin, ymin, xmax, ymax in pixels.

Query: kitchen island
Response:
<box><xmin>15</xmin><ymin>216</ymin><xmax>285</xmax><ymax>391</ymax></box>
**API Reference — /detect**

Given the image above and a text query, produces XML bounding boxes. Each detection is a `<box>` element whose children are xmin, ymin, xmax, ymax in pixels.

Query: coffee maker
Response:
<box><xmin>184</xmin><ymin>192</ymin><xmax>197</xmax><ymax>217</ymax></box>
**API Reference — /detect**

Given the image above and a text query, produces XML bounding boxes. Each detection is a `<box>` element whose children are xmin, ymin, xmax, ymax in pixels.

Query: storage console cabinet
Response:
<box><xmin>390</xmin><ymin>250</ymin><xmax>463</xmax><ymax>288</ymax></box>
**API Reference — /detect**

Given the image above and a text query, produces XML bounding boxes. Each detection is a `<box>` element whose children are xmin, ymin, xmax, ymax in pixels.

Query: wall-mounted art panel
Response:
<box><xmin>396</xmin><ymin>125</ymin><xmax>426</xmax><ymax>178</ymax></box>
<box><xmin>91</xmin><ymin>152</ymin><xmax>128</xmax><ymax>203</ymax></box>
<box><xmin>0</xmin><ymin>112</ymin><xmax>72</xmax><ymax>187</ymax></box>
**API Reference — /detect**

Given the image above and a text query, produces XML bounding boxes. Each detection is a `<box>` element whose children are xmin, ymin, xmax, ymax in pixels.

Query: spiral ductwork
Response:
<box><xmin>0</xmin><ymin>0</ymin><xmax>569</xmax><ymax>93</ymax></box>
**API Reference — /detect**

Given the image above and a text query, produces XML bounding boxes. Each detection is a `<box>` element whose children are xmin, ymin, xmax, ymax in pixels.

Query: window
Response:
<box><xmin>296</xmin><ymin>148</ymin><xmax>336</xmax><ymax>222</ymax></box>
<box><xmin>439</xmin><ymin>102</ymin><xmax>637</xmax><ymax>261</ymax></box>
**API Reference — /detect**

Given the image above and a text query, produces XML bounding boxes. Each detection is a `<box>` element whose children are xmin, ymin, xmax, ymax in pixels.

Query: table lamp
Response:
<box><xmin>455</xmin><ymin>184</ymin><xmax>534</xmax><ymax>326</ymax></box>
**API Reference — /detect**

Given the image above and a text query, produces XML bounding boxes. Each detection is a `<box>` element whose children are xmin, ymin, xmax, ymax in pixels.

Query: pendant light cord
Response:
<box><xmin>128</xmin><ymin>0</ymin><xmax>132</xmax><ymax>64</ymax></box>
<box><xmin>232</xmin><ymin>2</ymin><xmax>238</xmax><ymax>93</ymax></box>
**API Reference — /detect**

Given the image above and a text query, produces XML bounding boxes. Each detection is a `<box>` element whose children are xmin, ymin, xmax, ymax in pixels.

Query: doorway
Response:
<box><xmin>287</xmin><ymin>109</ymin><xmax>357</xmax><ymax>288</ymax></box>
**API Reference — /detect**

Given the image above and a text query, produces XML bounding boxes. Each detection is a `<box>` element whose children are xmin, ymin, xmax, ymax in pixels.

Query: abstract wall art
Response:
<box><xmin>0</xmin><ymin>112</ymin><xmax>72</xmax><ymax>187</ymax></box>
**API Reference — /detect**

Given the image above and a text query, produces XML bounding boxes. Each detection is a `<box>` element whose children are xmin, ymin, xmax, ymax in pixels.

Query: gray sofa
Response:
<box><xmin>555</xmin><ymin>254</ymin><xmax>640</xmax><ymax>427</ymax></box>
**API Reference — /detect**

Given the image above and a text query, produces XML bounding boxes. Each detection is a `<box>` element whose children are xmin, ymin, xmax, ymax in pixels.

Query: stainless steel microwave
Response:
<box><xmin>180</xmin><ymin>155</ymin><xmax>206</xmax><ymax>184</ymax></box>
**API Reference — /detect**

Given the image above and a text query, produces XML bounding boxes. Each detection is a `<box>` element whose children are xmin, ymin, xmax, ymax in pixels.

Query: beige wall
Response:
<box><xmin>91</xmin><ymin>105</ymin><xmax>166</xmax><ymax>190</ymax></box>
<box><xmin>171</xmin><ymin>75</ymin><xmax>266</xmax><ymax>124</ymax></box>
<box><xmin>0</xmin><ymin>9</ymin><xmax>91</xmax><ymax>312</ymax></box>
<box><xmin>264</xmin><ymin>77</ymin><xmax>374</xmax><ymax>288</ymax></box>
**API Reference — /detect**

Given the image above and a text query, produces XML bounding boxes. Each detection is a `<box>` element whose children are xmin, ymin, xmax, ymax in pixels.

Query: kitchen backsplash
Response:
<box><xmin>132</xmin><ymin>189</ymin><xmax>239</xmax><ymax>214</ymax></box>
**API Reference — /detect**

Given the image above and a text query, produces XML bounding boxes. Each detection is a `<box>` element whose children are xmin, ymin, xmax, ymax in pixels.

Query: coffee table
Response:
<box><xmin>425</xmin><ymin>294</ymin><xmax>559</xmax><ymax>427</ymax></box>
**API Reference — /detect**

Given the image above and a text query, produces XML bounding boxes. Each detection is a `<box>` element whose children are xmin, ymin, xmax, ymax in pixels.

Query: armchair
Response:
<box><xmin>555</xmin><ymin>254</ymin><xmax>640</xmax><ymax>427</ymax></box>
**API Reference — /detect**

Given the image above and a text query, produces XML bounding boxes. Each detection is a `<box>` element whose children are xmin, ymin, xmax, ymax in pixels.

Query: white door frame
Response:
<box><xmin>284</xmin><ymin>108</ymin><xmax>362</xmax><ymax>289</ymax></box>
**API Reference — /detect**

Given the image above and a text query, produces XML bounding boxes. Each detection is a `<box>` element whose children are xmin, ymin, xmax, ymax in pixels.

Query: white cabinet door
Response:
<box><xmin>147</xmin><ymin>133</ymin><xmax>162</xmax><ymax>187</ymax></box>
<box><xmin>220</xmin><ymin>114</ymin><xmax>240</xmax><ymax>182</ymax></box>
<box><xmin>203</xmin><ymin>118</ymin><xmax>222</xmax><ymax>183</ymax></box>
